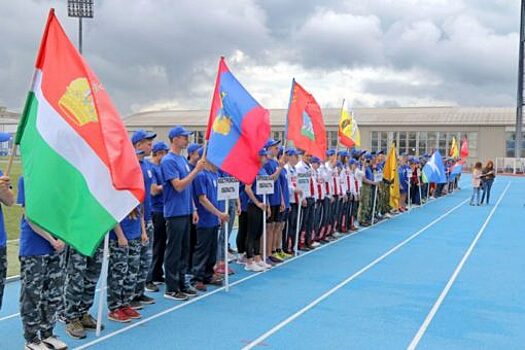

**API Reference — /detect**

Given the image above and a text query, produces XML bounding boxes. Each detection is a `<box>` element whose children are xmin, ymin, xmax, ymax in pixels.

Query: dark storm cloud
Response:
<box><xmin>0</xmin><ymin>0</ymin><xmax>521</xmax><ymax>115</ymax></box>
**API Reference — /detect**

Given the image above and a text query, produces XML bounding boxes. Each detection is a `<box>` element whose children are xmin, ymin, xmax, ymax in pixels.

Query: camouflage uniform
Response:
<box><xmin>19</xmin><ymin>251</ymin><xmax>65</xmax><ymax>343</ymax></box>
<box><xmin>0</xmin><ymin>245</ymin><xmax>6</xmax><ymax>310</ymax></box>
<box><xmin>108</xmin><ymin>238</ymin><xmax>141</xmax><ymax>311</ymax></box>
<box><xmin>134</xmin><ymin>222</ymin><xmax>153</xmax><ymax>299</ymax></box>
<box><xmin>358</xmin><ymin>184</ymin><xmax>372</xmax><ymax>224</ymax></box>
<box><xmin>64</xmin><ymin>243</ymin><xmax>104</xmax><ymax>321</ymax></box>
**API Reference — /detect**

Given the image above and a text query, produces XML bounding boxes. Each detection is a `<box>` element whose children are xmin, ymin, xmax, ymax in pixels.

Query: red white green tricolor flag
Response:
<box><xmin>15</xmin><ymin>9</ymin><xmax>145</xmax><ymax>256</ymax></box>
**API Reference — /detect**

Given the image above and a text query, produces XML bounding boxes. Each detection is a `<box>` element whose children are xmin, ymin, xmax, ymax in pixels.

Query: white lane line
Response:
<box><xmin>407</xmin><ymin>181</ymin><xmax>511</xmax><ymax>350</ymax></box>
<box><xmin>0</xmin><ymin>188</ymin><xmax>462</xmax><ymax>345</ymax></box>
<box><xmin>74</xmin><ymin>190</ymin><xmax>465</xmax><ymax>349</ymax></box>
<box><xmin>242</xmin><ymin>198</ymin><xmax>470</xmax><ymax>350</ymax></box>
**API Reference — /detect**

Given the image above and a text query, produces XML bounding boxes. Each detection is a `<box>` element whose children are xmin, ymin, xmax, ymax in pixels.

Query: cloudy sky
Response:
<box><xmin>0</xmin><ymin>0</ymin><xmax>520</xmax><ymax>116</ymax></box>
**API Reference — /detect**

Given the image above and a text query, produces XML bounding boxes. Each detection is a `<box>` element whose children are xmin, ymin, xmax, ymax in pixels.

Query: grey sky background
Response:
<box><xmin>0</xmin><ymin>0</ymin><xmax>520</xmax><ymax>116</ymax></box>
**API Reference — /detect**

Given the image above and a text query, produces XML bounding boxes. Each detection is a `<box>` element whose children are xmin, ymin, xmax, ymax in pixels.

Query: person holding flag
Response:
<box><xmin>296</xmin><ymin>153</ymin><xmax>316</xmax><ymax>250</ymax></box>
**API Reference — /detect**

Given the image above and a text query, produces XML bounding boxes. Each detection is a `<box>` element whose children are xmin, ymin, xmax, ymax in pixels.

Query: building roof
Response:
<box><xmin>125</xmin><ymin>106</ymin><xmax>517</xmax><ymax>128</ymax></box>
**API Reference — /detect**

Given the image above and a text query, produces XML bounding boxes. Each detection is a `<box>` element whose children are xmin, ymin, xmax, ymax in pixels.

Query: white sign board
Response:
<box><xmin>374</xmin><ymin>171</ymin><xmax>383</xmax><ymax>182</ymax></box>
<box><xmin>407</xmin><ymin>169</ymin><xmax>413</xmax><ymax>178</ymax></box>
<box><xmin>256</xmin><ymin>175</ymin><xmax>274</xmax><ymax>195</ymax></box>
<box><xmin>296</xmin><ymin>173</ymin><xmax>310</xmax><ymax>196</ymax></box>
<box><xmin>217</xmin><ymin>177</ymin><xmax>240</xmax><ymax>201</ymax></box>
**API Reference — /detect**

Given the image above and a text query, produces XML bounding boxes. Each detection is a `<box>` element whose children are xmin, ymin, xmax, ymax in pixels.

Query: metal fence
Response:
<box><xmin>495</xmin><ymin>157</ymin><xmax>525</xmax><ymax>174</ymax></box>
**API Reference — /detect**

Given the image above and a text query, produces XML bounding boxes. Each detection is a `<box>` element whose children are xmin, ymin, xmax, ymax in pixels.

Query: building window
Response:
<box><xmin>398</xmin><ymin>132</ymin><xmax>407</xmax><ymax>154</ymax></box>
<box><xmin>371</xmin><ymin>131</ymin><xmax>379</xmax><ymax>152</ymax></box>
<box><xmin>327</xmin><ymin>131</ymin><xmax>338</xmax><ymax>149</ymax></box>
<box><xmin>380</xmin><ymin>132</ymin><xmax>388</xmax><ymax>152</ymax></box>
<box><xmin>506</xmin><ymin>132</ymin><xmax>525</xmax><ymax>157</ymax></box>
<box><xmin>408</xmin><ymin>132</ymin><xmax>417</xmax><ymax>155</ymax></box>
<box><xmin>192</xmin><ymin>131</ymin><xmax>204</xmax><ymax>144</ymax></box>
<box><xmin>418</xmin><ymin>132</ymin><xmax>428</xmax><ymax>155</ymax></box>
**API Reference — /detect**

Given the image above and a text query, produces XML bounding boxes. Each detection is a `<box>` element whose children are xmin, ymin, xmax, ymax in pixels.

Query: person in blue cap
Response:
<box><xmin>0</xmin><ymin>132</ymin><xmax>14</xmax><ymax>313</ymax></box>
<box><xmin>185</xmin><ymin>143</ymin><xmax>201</xmax><ymax>274</ymax></box>
<box><xmin>274</xmin><ymin>147</ymin><xmax>292</xmax><ymax>261</ymax></box>
<box><xmin>358</xmin><ymin>152</ymin><xmax>379</xmax><ymax>226</ymax></box>
<box><xmin>191</xmin><ymin>161</ymin><xmax>229</xmax><ymax>291</ymax></box>
<box><xmin>262</xmin><ymin>139</ymin><xmax>285</xmax><ymax>265</ymax></box>
<box><xmin>187</xmin><ymin>143</ymin><xmax>202</xmax><ymax>170</ymax></box>
<box><xmin>145</xmin><ymin>142</ymin><xmax>170</xmax><ymax>292</ymax></box>
<box><xmin>161</xmin><ymin>126</ymin><xmax>206</xmax><ymax>301</ymax></box>
<box><xmin>244</xmin><ymin>149</ymin><xmax>272</xmax><ymax>272</ymax></box>
<box><xmin>347</xmin><ymin>158</ymin><xmax>359</xmax><ymax>231</ymax></box>
<box><xmin>322</xmin><ymin>149</ymin><xmax>338</xmax><ymax>240</ymax></box>
<box><xmin>130</xmin><ymin>129</ymin><xmax>157</xmax><ymax>308</ymax></box>
<box><xmin>398</xmin><ymin>154</ymin><xmax>409</xmax><ymax>211</ymax></box>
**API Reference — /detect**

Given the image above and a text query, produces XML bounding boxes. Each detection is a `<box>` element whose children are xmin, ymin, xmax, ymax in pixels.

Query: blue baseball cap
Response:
<box><xmin>131</xmin><ymin>129</ymin><xmax>156</xmax><ymax>144</ymax></box>
<box><xmin>258</xmin><ymin>149</ymin><xmax>268</xmax><ymax>156</ymax></box>
<box><xmin>336</xmin><ymin>161</ymin><xmax>343</xmax><ymax>168</ymax></box>
<box><xmin>349</xmin><ymin>159</ymin><xmax>357</xmax><ymax>165</ymax></box>
<box><xmin>326</xmin><ymin>149</ymin><xmax>336</xmax><ymax>157</ymax></box>
<box><xmin>0</xmin><ymin>132</ymin><xmax>11</xmax><ymax>143</ymax></box>
<box><xmin>338</xmin><ymin>150</ymin><xmax>349</xmax><ymax>157</ymax></box>
<box><xmin>377</xmin><ymin>150</ymin><xmax>384</xmax><ymax>155</ymax></box>
<box><xmin>286</xmin><ymin>148</ymin><xmax>298</xmax><ymax>156</ymax></box>
<box><xmin>264</xmin><ymin>139</ymin><xmax>281</xmax><ymax>149</ymax></box>
<box><xmin>152</xmin><ymin>141</ymin><xmax>169</xmax><ymax>153</ymax></box>
<box><xmin>364</xmin><ymin>153</ymin><xmax>373</xmax><ymax>160</ymax></box>
<box><xmin>168</xmin><ymin>125</ymin><xmax>193</xmax><ymax>139</ymax></box>
<box><xmin>311</xmin><ymin>156</ymin><xmax>321</xmax><ymax>164</ymax></box>
<box><xmin>187</xmin><ymin>143</ymin><xmax>201</xmax><ymax>155</ymax></box>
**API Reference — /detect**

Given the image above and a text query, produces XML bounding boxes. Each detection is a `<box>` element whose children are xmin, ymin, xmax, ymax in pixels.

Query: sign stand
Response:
<box><xmin>217</xmin><ymin>177</ymin><xmax>240</xmax><ymax>291</ymax></box>
<box><xmin>256</xmin><ymin>176</ymin><xmax>274</xmax><ymax>264</ymax></box>
<box><xmin>371</xmin><ymin>171</ymin><xmax>383</xmax><ymax>225</ymax></box>
<box><xmin>96</xmin><ymin>233</ymin><xmax>109</xmax><ymax>336</ymax></box>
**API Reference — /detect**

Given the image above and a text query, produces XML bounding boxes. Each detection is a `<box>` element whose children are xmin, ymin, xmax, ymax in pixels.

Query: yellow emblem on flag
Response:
<box><xmin>212</xmin><ymin>92</ymin><xmax>232</xmax><ymax>136</ymax></box>
<box><xmin>338</xmin><ymin>99</ymin><xmax>360</xmax><ymax>147</ymax></box>
<box><xmin>58</xmin><ymin>78</ymin><xmax>98</xmax><ymax>126</ymax></box>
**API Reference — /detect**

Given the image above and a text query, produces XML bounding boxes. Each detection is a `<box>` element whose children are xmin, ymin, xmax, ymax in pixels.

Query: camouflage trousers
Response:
<box><xmin>377</xmin><ymin>182</ymin><xmax>390</xmax><ymax>215</ymax></box>
<box><xmin>107</xmin><ymin>238</ymin><xmax>141</xmax><ymax>311</ymax></box>
<box><xmin>358</xmin><ymin>184</ymin><xmax>373</xmax><ymax>224</ymax></box>
<box><xmin>0</xmin><ymin>246</ymin><xmax>6</xmax><ymax>310</ymax></box>
<box><xmin>64</xmin><ymin>244</ymin><xmax>104</xmax><ymax>321</ymax></box>
<box><xmin>134</xmin><ymin>222</ymin><xmax>153</xmax><ymax>299</ymax></box>
<box><xmin>19</xmin><ymin>252</ymin><xmax>65</xmax><ymax>343</ymax></box>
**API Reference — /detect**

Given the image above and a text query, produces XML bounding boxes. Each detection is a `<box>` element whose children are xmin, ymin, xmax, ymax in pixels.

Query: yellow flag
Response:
<box><xmin>449</xmin><ymin>137</ymin><xmax>459</xmax><ymax>159</ymax></box>
<box><xmin>338</xmin><ymin>99</ymin><xmax>361</xmax><ymax>147</ymax></box>
<box><xmin>383</xmin><ymin>143</ymin><xmax>400</xmax><ymax>209</ymax></box>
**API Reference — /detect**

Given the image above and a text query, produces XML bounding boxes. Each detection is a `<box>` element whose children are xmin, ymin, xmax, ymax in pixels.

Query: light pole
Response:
<box><xmin>516</xmin><ymin>0</ymin><xmax>524</xmax><ymax>159</ymax></box>
<box><xmin>67</xmin><ymin>0</ymin><xmax>94</xmax><ymax>55</ymax></box>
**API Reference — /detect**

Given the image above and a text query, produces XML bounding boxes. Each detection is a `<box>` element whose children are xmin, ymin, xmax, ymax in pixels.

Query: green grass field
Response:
<box><xmin>1</xmin><ymin>160</ymin><xmax>23</xmax><ymax>276</ymax></box>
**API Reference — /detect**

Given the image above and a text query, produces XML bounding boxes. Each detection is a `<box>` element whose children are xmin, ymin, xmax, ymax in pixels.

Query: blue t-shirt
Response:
<box><xmin>263</xmin><ymin>158</ymin><xmax>282</xmax><ymax>206</ymax></box>
<box><xmin>0</xmin><ymin>170</ymin><xmax>6</xmax><ymax>248</ymax></box>
<box><xmin>193</xmin><ymin>170</ymin><xmax>220</xmax><ymax>228</ymax></box>
<box><xmin>161</xmin><ymin>152</ymin><xmax>194</xmax><ymax>218</ymax></box>
<box><xmin>365</xmin><ymin>166</ymin><xmax>374</xmax><ymax>182</ymax></box>
<box><xmin>140</xmin><ymin>159</ymin><xmax>154</xmax><ymax>222</ymax></box>
<box><xmin>151</xmin><ymin>163</ymin><xmax>164</xmax><ymax>213</ymax></box>
<box><xmin>110</xmin><ymin>208</ymin><xmax>142</xmax><ymax>240</ymax></box>
<box><xmin>248</xmin><ymin>167</ymin><xmax>269</xmax><ymax>204</ymax></box>
<box><xmin>279</xmin><ymin>167</ymin><xmax>290</xmax><ymax>209</ymax></box>
<box><xmin>399</xmin><ymin>165</ymin><xmax>409</xmax><ymax>191</ymax></box>
<box><xmin>17</xmin><ymin>177</ymin><xmax>54</xmax><ymax>257</ymax></box>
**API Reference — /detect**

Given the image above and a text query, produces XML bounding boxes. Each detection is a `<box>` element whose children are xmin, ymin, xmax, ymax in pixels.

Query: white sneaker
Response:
<box><xmin>244</xmin><ymin>262</ymin><xmax>264</xmax><ymax>272</ymax></box>
<box><xmin>333</xmin><ymin>232</ymin><xmax>343</xmax><ymax>238</ymax></box>
<box><xmin>257</xmin><ymin>260</ymin><xmax>272</xmax><ymax>270</ymax></box>
<box><xmin>25</xmin><ymin>342</ymin><xmax>49</xmax><ymax>350</ymax></box>
<box><xmin>227</xmin><ymin>252</ymin><xmax>236</xmax><ymax>263</ymax></box>
<box><xmin>236</xmin><ymin>254</ymin><xmax>247</xmax><ymax>265</ymax></box>
<box><xmin>41</xmin><ymin>336</ymin><xmax>68</xmax><ymax>350</ymax></box>
<box><xmin>311</xmin><ymin>241</ymin><xmax>321</xmax><ymax>248</ymax></box>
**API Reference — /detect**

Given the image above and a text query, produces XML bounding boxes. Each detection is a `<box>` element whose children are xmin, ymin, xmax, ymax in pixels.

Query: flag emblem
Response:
<box><xmin>58</xmin><ymin>78</ymin><xmax>98</xmax><ymax>126</ymax></box>
<box><xmin>301</xmin><ymin>111</ymin><xmax>314</xmax><ymax>140</ymax></box>
<box><xmin>212</xmin><ymin>92</ymin><xmax>232</xmax><ymax>136</ymax></box>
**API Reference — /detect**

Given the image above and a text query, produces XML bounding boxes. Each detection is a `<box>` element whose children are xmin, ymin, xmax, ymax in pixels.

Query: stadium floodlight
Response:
<box><xmin>516</xmin><ymin>0</ymin><xmax>524</xmax><ymax>159</ymax></box>
<box><xmin>67</xmin><ymin>0</ymin><xmax>94</xmax><ymax>54</ymax></box>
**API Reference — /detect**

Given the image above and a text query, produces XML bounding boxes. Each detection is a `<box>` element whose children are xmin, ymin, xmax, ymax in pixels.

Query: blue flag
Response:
<box><xmin>423</xmin><ymin>150</ymin><xmax>447</xmax><ymax>184</ymax></box>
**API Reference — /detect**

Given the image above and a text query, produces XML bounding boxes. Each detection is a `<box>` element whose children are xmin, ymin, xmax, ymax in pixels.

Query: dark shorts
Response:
<box><xmin>267</xmin><ymin>205</ymin><xmax>282</xmax><ymax>223</ymax></box>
